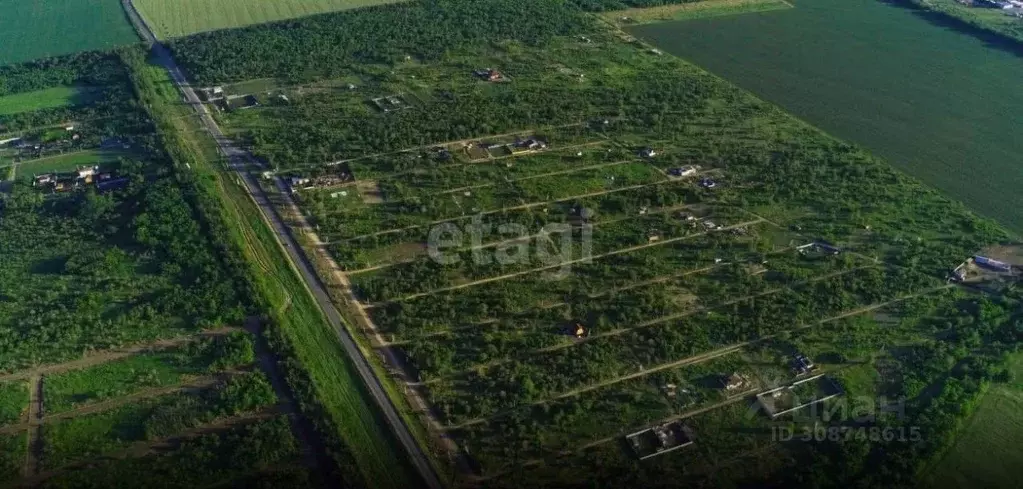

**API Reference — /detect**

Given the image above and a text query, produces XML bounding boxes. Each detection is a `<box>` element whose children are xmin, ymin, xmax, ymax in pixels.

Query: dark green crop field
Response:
<box><xmin>630</xmin><ymin>0</ymin><xmax>1023</xmax><ymax>234</ymax></box>
<box><xmin>0</xmin><ymin>0</ymin><xmax>138</xmax><ymax>67</ymax></box>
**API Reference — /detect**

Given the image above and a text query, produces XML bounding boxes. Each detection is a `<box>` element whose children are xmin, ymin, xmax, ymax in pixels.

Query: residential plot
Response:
<box><xmin>163</xmin><ymin>0</ymin><xmax>1020</xmax><ymax>485</ymax></box>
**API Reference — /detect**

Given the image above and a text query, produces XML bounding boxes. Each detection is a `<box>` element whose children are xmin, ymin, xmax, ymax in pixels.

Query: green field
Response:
<box><xmin>0</xmin><ymin>0</ymin><xmax>138</xmax><ymax>67</ymax></box>
<box><xmin>925</xmin><ymin>353</ymin><xmax>1023</xmax><ymax>488</ymax></box>
<box><xmin>629</xmin><ymin>0</ymin><xmax>1023</xmax><ymax>234</ymax></box>
<box><xmin>0</xmin><ymin>87</ymin><xmax>85</xmax><ymax>116</ymax></box>
<box><xmin>134</xmin><ymin>0</ymin><xmax>405</xmax><ymax>39</ymax></box>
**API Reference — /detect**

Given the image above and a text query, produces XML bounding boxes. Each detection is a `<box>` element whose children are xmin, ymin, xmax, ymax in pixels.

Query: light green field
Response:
<box><xmin>0</xmin><ymin>0</ymin><xmax>138</xmax><ymax>67</ymax></box>
<box><xmin>0</xmin><ymin>86</ymin><xmax>92</xmax><ymax>117</ymax></box>
<box><xmin>134</xmin><ymin>0</ymin><xmax>405</xmax><ymax>39</ymax></box>
<box><xmin>924</xmin><ymin>354</ymin><xmax>1023</xmax><ymax>489</ymax></box>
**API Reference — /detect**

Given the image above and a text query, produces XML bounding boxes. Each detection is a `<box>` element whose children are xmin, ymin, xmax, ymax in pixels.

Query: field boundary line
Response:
<box><xmin>382</xmin><ymin>241</ymin><xmax>803</xmax><ymax>345</ymax></box>
<box><xmin>477</xmin><ymin>362</ymin><xmax>853</xmax><ymax>482</ymax></box>
<box><xmin>413</xmin><ymin>263</ymin><xmax>877</xmax><ymax>385</ymax></box>
<box><xmin>0</xmin><ymin>327</ymin><xmax>244</xmax><ymax>383</ymax></box>
<box><xmin>318</xmin><ymin>121</ymin><xmax>603</xmax><ymax>169</ymax></box>
<box><xmin>436</xmin><ymin>157</ymin><xmax>638</xmax><ymax>196</ymax></box>
<box><xmin>378</xmin><ymin>259</ymin><xmax>729</xmax><ymax>347</ymax></box>
<box><xmin>15</xmin><ymin>408</ymin><xmax>283</xmax><ymax>488</ymax></box>
<box><xmin>335</xmin><ymin>178</ymin><xmax>685</xmax><ymax>243</ymax></box>
<box><xmin>346</xmin><ymin>203</ymin><xmax>693</xmax><ymax>275</ymax></box>
<box><xmin>0</xmin><ymin>370</ymin><xmax>249</xmax><ymax>436</ymax></box>
<box><xmin>442</xmin><ymin>284</ymin><xmax>952</xmax><ymax>430</ymax></box>
<box><xmin>364</xmin><ymin>218</ymin><xmax>763</xmax><ymax>308</ymax></box>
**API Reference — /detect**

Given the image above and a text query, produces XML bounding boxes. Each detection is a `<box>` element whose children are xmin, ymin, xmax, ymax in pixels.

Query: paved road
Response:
<box><xmin>122</xmin><ymin>2</ymin><xmax>443</xmax><ymax>488</ymax></box>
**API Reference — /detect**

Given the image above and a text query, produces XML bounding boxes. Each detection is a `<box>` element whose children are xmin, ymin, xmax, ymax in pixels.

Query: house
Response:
<box><xmin>626</xmin><ymin>422</ymin><xmax>694</xmax><ymax>460</ymax></box>
<box><xmin>722</xmin><ymin>372</ymin><xmax>746</xmax><ymax>390</ymax></box>
<box><xmin>474</xmin><ymin>69</ymin><xmax>504</xmax><ymax>82</ymax></box>
<box><xmin>33</xmin><ymin>174</ymin><xmax>54</xmax><ymax>187</ymax></box>
<box><xmin>974</xmin><ymin>255</ymin><xmax>1013</xmax><ymax>273</ymax></box>
<box><xmin>702</xmin><ymin>220</ymin><xmax>718</xmax><ymax>230</ymax></box>
<box><xmin>96</xmin><ymin>177</ymin><xmax>129</xmax><ymax>192</ymax></box>
<box><xmin>818</xmin><ymin>243</ymin><xmax>841</xmax><ymax>255</ymax></box>
<box><xmin>797</xmin><ymin>241</ymin><xmax>841</xmax><ymax>256</ymax></box>
<box><xmin>515</xmin><ymin>137</ymin><xmax>547</xmax><ymax>151</ymax></box>
<box><xmin>951</xmin><ymin>264</ymin><xmax>968</xmax><ymax>282</ymax></box>
<box><xmin>668</xmin><ymin>166</ymin><xmax>697</xmax><ymax>177</ymax></box>
<box><xmin>639</xmin><ymin>147</ymin><xmax>657</xmax><ymax>158</ymax></box>
<box><xmin>699</xmin><ymin>178</ymin><xmax>717</xmax><ymax>189</ymax></box>
<box><xmin>793</xmin><ymin>354</ymin><xmax>815</xmax><ymax>375</ymax></box>
<box><xmin>289</xmin><ymin>176</ymin><xmax>311</xmax><ymax>193</ymax></box>
<box><xmin>212</xmin><ymin>86</ymin><xmax>224</xmax><ymax>96</ymax></box>
<box><xmin>648</xmin><ymin>233</ymin><xmax>661</xmax><ymax>243</ymax></box>
<box><xmin>76</xmin><ymin>166</ymin><xmax>98</xmax><ymax>183</ymax></box>
<box><xmin>52</xmin><ymin>174</ymin><xmax>78</xmax><ymax>193</ymax></box>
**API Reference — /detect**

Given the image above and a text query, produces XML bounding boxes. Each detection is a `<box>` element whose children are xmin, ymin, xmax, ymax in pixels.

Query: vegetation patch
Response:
<box><xmin>924</xmin><ymin>352</ymin><xmax>1023</xmax><ymax>489</ymax></box>
<box><xmin>38</xmin><ymin>415</ymin><xmax>302</xmax><ymax>489</ymax></box>
<box><xmin>42</xmin><ymin>332</ymin><xmax>255</xmax><ymax>414</ymax></box>
<box><xmin>41</xmin><ymin>372</ymin><xmax>277</xmax><ymax>469</ymax></box>
<box><xmin>0</xmin><ymin>432</ymin><xmax>27</xmax><ymax>481</ymax></box>
<box><xmin>0</xmin><ymin>381</ymin><xmax>29</xmax><ymax>425</ymax></box>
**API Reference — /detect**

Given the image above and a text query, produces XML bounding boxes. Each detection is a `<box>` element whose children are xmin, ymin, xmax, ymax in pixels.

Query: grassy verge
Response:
<box><xmin>602</xmin><ymin>0</ymin><xmax>792</xmax><ymax>25</ymax></box>
<box><xmin>118</xmin><ymin>45</ymin><xmax>422</xmax><ymax>489</ymax></box>
<box><xmin>294</xmin><ymin>228</ymin><xmax>458</xmax><ymax>484</ymax></box>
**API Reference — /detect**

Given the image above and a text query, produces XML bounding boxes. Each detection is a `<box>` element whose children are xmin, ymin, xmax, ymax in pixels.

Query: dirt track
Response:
<box><xmin>0</xmin><ymin>327</ymin><xmax>243</xmax><ymax>383</ymax></box>
<box><xmin>444</xmin><ymin>284</ymin><xmax>953</xmax><ymax>431</ymax></box>
<box><xmin>367</xmin><ymin>218</ymin><xmax>764</xmax><ymax>307</ymax></box>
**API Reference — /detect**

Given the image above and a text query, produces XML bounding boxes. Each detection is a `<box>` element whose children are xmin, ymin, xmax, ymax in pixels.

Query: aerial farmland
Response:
<box><xmin>1</xmin><ymin>0</ymin><xmax>1023</xmax><ymax>488</ymax></box>
<box><xmin>153</xmin><ymin>0</ymin><xmax>1023</xmax><ymax>486</ymax></box>
<box><xmin>133</xmin><ymin>0</ymin><xmax>405</xmax><ymax>39</ymax></box>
